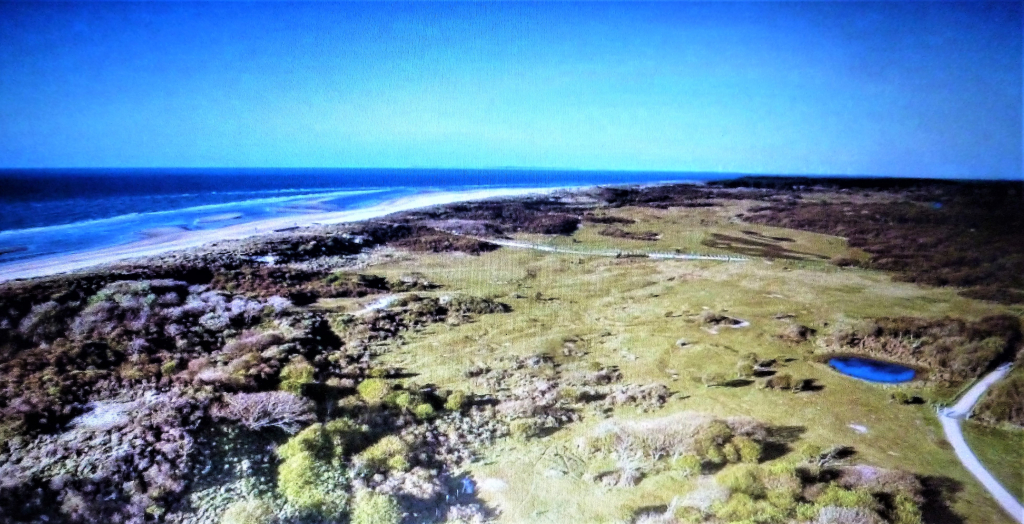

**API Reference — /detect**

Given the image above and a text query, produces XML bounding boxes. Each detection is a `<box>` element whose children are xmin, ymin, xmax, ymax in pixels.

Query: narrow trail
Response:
<box><xmin>472</xmin><ymin>236</ymin><xmax>750</xmax><ymax>262</ymax></box>
<box><xmin>938</xmin><ymin>363</ymin><xmax>1023</xmax><ymax>523</ymax></box>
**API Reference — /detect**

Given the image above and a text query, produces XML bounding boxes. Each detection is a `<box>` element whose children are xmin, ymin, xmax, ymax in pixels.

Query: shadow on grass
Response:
<box><xmin>919</xmin><ymin>475</ymin><xmax>966</xmax><ymax>524</ymax></box>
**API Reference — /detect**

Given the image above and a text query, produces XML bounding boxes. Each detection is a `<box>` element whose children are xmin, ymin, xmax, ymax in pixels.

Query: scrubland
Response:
<box><xmin>0</xmin><ymin>180</ymin><xmax>1021</xmax><ymax>524</ymax></box>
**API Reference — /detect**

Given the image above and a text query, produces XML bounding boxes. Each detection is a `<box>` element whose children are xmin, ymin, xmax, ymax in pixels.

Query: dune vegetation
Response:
<box><xmin>0</xmin><ymin>180</ymin><xmax>1020</xmax><ymax>524</ymax></box>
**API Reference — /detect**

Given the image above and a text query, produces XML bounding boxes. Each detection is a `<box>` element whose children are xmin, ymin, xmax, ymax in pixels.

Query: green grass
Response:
<box><xmin>962</xmin><ymin>421</ymin><xmax>1024</xmax><ymax>501</ymax></box>
<box><xmin>347</xmin><ymin>204</ymin><xmax>1019</xmax><ymax>524</ymax></box>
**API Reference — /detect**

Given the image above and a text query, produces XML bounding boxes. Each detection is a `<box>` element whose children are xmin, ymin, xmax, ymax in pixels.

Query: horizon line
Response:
<box><xmin>0</xmin><ymin>167</ymin><xmax>1020</xmax><ymax>182</ymax></box>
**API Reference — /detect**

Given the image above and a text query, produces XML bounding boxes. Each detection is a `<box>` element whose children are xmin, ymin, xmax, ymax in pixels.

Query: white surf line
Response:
<box><xmin>477</xmin><ymin>238</ymin><xmax>748</xmax><ymax>262</ymax></box>
<box><xmin>937</xmin><ymin>363</ymin><xmax>1023</xmax><ymax>523</ymax></box>
<box><xmin>0</xmin><ymin>187</ymin><xmax>560</xmax><ymax>283</ymax></box>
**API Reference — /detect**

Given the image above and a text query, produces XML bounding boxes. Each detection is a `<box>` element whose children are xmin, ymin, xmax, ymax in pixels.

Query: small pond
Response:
<box><xmin>828</xmin><ymin>356</ymin><xmax>916</xmax><ymax>383</ymax></box>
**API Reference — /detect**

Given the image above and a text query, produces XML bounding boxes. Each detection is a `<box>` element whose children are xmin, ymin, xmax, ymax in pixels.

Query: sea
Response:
<box><xmin>0</xmin><ymin>168</ymin><xmax>733</xmax><ymax>266</ymax></box>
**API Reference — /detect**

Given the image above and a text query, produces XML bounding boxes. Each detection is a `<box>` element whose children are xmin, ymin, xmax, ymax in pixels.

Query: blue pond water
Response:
<box><xmin>828</xmin><ymin>357</ymin><xmax>916</xmax><ymax>383</ymax></box>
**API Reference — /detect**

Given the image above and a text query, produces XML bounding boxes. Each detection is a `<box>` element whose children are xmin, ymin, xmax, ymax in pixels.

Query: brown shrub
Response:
<box><xmin>212</xmin><ymin>391</ymin><xmax>315</xmax><ymax>433</ymax></box>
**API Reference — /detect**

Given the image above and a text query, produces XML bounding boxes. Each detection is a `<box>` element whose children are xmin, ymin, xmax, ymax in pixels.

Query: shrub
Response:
<box><xmin>715</xmin><ymin>464</ymin><xmax>765</xmax><ymax>497</ymax></box>
<box><xmin>736</xmin><ymin>361</ymin><xmax>756</xmax><ymax>379</ymax></box>
<box><xmin>509</xmin><ymin>418</ymin><xmax>540</xmax><ymax>440</ymax></box>
<box><xmin>890</xmin><ymin>390</ymin><xmax>911</xmax><ymax>404</ymax></box>
<box><xmin>891</xmin><ymin>493</ymin><xmax>923</xmax><ymax>524</ymax></box>
<box><xmin>723</xmin><ymin>442</ymin><xmax>741</xmax><ymax>463</ymax></box>
<box><xmin>704</xmin><ymin>445</ymin><xmax>725</xmax><ymax>465</ymax></box>
<box><xmin>444</xmin><ymin>390</ymin><xmax>468</xmax><ymax>411</ymax></box>
<box><xmin>279</xmin><ymin>357</ymin><xmax>315</xmax><ymax>395</ymax></box>
<box><xmin>213</xmin><ymin>391</ymin><xmax>315</xmax><ymax>433</ymax></box>
<box><xmin>733</xmin><ymin>436</ymin><xmax>762</xmax><ymax>464</ymax></box>
<box><xmin>814</xmin><ymin>484</ymin><xmax>879</xmax><ymax>512</ymax></box>
<box><xmin>275</xmin><ymin>421</ymin><xmax>359</xmax><ymax>517</ymax></box>
<box><xmin>693</xmin><ymin>420</ymin><xmax>734</xmax><ymax>456</ymax></box>
<box><xmin>220</xmin><ymin>498</ymin><xmax>276</xmax><ymax>524</ymax></box>
<box><xmin>713</xmin><ymin>493</ymin><xmax>758</xmax><ymax>522</ymax></box>
<box><xmin>670</xmin><ymin>454</ymin><xmax>703</xmax><ymax>477</ymax></box>
<box><xmin>762</xmin><ymin>462</ymin><xmax>801</xmax><ymax>499</ymax></box>
<box><xmin>358</xmin><ymin>436</ymin><xmax>410</xmax><ymax>472</ymax></box>
<box><xmin>276</xmin><ymin>450</ymin><xmax>348</xmax><ymax>517</ymax></box>
<box><xmin>412</xmin><ymin>403</ymin><xmax>435</xmax><ymax>420</ymax></box>
<box><xmin>350</xmin><ymin>491</ymin><xmax>402</xmax><ymax>524</ymax></box>
<box><xmin>761</xmin><ymin>373</ymin><xmax>793</xmax><ymax>390</ymax></box>
<box><xmin>357</xmin><ymin>378</ymin><xmax>392</xmax><ymax>405</ymax></box>
<box><xmin>387</xmin><ymin>391</ymin><xmax>414</xmax><ymax>409</ymax></box>
<box><xmin>798</xmin><ymin>443</ymin><xmax>824</xmax><ymax>462</ymax></box>
<box><xmin>278</xmin><ymin>419</ymin><xmax>365</xmax><ymax>462</ymax></box>
<box><xmin>767</xmin><ymin>488</ymin><xmax>798</xmax><ymax>513</ymax></box>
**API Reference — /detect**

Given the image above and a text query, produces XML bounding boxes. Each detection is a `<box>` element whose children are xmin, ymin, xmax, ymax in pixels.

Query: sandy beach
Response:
<box><xmin>0</xmin><ymin>187</ymin><xmax>557</xmax><ymax>283</ymax></box>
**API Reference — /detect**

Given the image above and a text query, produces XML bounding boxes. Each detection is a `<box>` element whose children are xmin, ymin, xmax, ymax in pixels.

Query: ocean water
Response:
<box><xmin>0</xmin><ymin>168</ymin><xmax>730</xmax><ymax>266</ymax></box>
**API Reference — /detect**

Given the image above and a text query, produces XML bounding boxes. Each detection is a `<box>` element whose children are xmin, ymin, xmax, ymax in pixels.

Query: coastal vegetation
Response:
<box><xmin>0</xmin><ymin>180</ymin><xmax>1020</xmax><ymax>523</ymax></box>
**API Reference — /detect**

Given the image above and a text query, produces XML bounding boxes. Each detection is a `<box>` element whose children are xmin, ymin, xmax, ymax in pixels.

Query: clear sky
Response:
<box><xmin>0</xmin><ymin>2</ymin><xmax>1020</xmax><ymax>178</ymax></box>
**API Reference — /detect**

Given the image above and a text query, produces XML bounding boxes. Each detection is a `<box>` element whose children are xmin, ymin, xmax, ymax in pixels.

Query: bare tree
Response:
<box><xmin>212</xmin><ymin>391</ymin><xmax>315</xmax><ymax>433</ymax></box>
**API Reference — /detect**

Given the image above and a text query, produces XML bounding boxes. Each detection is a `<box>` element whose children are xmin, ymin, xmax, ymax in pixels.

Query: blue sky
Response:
<box><xmin>0</xmin><ymin>2</ymin><xmax>1020</xmax><ymax>178</ymax></box>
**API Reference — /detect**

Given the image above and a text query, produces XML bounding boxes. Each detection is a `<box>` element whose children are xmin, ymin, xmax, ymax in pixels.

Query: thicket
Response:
<box><xmin>820</xmin><ymin>315</ymin><xmax>1021</xmax><ymax>383</ymax></box>
<box><xmin>743</xmin><ymin>182</ymin><xmax>1024</xmax><ymax>304</ymax></box>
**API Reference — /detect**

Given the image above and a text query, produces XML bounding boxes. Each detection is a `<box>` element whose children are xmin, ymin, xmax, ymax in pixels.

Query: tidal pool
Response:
<box><xmin>829</xmin><ymin>356</ymin><xmax>916</xmax><ymax>383</ymax></box>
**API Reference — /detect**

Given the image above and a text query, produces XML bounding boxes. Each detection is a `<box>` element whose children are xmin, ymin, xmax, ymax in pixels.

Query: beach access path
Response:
<box><xmin>458</xmin><ymin>236</ymin><xmax>749</xmax><ymax>262</ymax></box>
<box><xmin>0</xmin><ymin>188</ymin><xmax>555</xmax><ymax>283</ymax></box>
<box><xmin>938</xmin><ymin>363</ymin><xmax>1024</xmax><ymax>523</ymax></box>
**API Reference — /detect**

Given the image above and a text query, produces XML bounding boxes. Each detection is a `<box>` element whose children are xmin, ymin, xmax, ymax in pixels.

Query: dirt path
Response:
<box><xmin>938</xmin><ymin>364</ymin><xmax>1023</xmax><ymax>523</ymax></box>
<box><xmin>476</xmin><ymin>237</ymin><xmax>749</xmax><ymax>262</ymax></box>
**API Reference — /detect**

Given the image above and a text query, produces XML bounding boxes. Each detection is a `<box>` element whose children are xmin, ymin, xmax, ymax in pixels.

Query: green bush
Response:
<box><xmin>716</xmin><ymin>464</ymin><xmax>765</xmax><ymax>497</ymax></box>
<box><xmin>713</xmin><ymin>493</ymin><xmax>787</xmax><ymax>523</ymax></box>
<box><xmin>761</xmin><ymin>462</ymin><xmax>801</xmax><ymax>498</ymax></box>
<box><xmin>736</xmin><ymin>360</ymin><xmax>756</xmax><ymax>378</ymax></box>
<box><xmin>892</xmin><ymin>493</ymin><xmax>923</xmax><ymax>524</ymax></box>
<box><xmin>358</xmin><ymin>435</ymin><xmax>410</xmax><ymax>472</ymax></box>
<box><xmin>797</xmin><ymin>443</ymin><xmax>823</xmax><ymax>462</ymax></box>
<box><xmin>276</xmin><ymin>450</ymin><xmax>348</xmax><ymax>517</ymax></box>
<box><xmin>275</xmin><ymin>420</ymin><xmax>363</xmax><ymax>517</ymax></box>
<box><xmin>220</xmin><ymin>498</ymin><xmax>276</xmax><ymax>524</ymax></box>
<box><xmin>279</xmin><ymin>357</ymin><xmax>315</xmax><ymax>395</ymax></box>
<box><xmin>766</xmin><ymin>488</ymin><xmax>797</xmax><ymax>513</ymax></box>
<box><xmin>794</xmin><ymin>503</ymin><xmax>819</xmax><ymax>521</ymax></box>
<box><xmin>890</xmin><ymin>390</ymin><xmax>912</xmax><ymax>404</ymax></box>
<box><xmin>694</xmin><ymin>420</ymin><xmax>733</xmax><ymax>456</ymax></box>
<box><xmin>444</xmin><ymin>390</ymin><xmax>468</xmax><ymax>411</ymax></box>
<box><xmin>704</xmin><ymin>444</ymin><xmax>725</xmax><ymax>465</ymax></box>
<box><xmin>723</xmin><ymin>442</ymin><xmax>741</xmax><ymax>463</ymax></box>
<box><xmin>350</xmin><ymin>491</ymin><xmax>402</xmax><ymax>524</ymax></box>
<box><xmin>670</xmin><ymin>454</ymin><xmax>703</xmax><ymax>477</ymax></box>
<box><xmin>278</xmin><ymin>419</ymin><xmax>365</xmax><ymax>463</ymax></box>
<box><xmin>814</xmin><ymin>483</ymin><xmax>879</xmax><ymax>511</ymax></box>
<box><xmin>387</xmin><ymin>391</ymin><xmax>414</xmax><ymax>409</ymax></box>
<box><xmin>412</xmin><ymin>403</ymin><xmax>436</xmax><ymax>420</ymax></box>
<box><xmin>713</xmin><ymin>493</ymin><xmax>758</xmax><ymax>522</ymax></box>
<box><xmin>357</xmin><ymin>378</ymin><xmax>392</xmax><ymax>405</ymax></box>
<box><xmin>733</xmin><ymin>436</ymin><xmax>762</xmax><ymax>464</ymax></box>
<box><xmin>509</xmin><ymin>418</ymin><xmax>540</xmax><ymax>440</ymax></box>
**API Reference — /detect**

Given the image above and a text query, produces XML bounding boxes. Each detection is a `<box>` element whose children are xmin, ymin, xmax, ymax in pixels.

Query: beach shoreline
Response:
<box><xmin>0</xmin><ymin>186</ymin><xmax>561</xmax><ymax>283</ymax></box>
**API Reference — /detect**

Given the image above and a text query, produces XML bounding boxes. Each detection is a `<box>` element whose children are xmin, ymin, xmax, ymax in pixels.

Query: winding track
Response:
<box><xmin>938</xmin><ymin>363</ymin><xmax>1024</xmax><ymax>523</ymax></box>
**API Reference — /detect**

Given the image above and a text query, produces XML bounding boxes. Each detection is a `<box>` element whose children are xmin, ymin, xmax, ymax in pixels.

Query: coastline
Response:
<box><xmin>0</xmin><ymin>186</ymin><xmax>560</xmax><ymax>283</ymax></box>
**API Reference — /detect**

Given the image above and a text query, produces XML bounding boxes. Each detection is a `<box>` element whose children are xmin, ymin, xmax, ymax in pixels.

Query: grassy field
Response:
<box><xmin>326</xmin><ymin>203</ymin><xmax>1020</xmax><ymax>523</ymax></box>
<box><xmin>962</xmin><ymin>421</ymin><xmax>1024</xmax><ymax>502</ymax></box>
